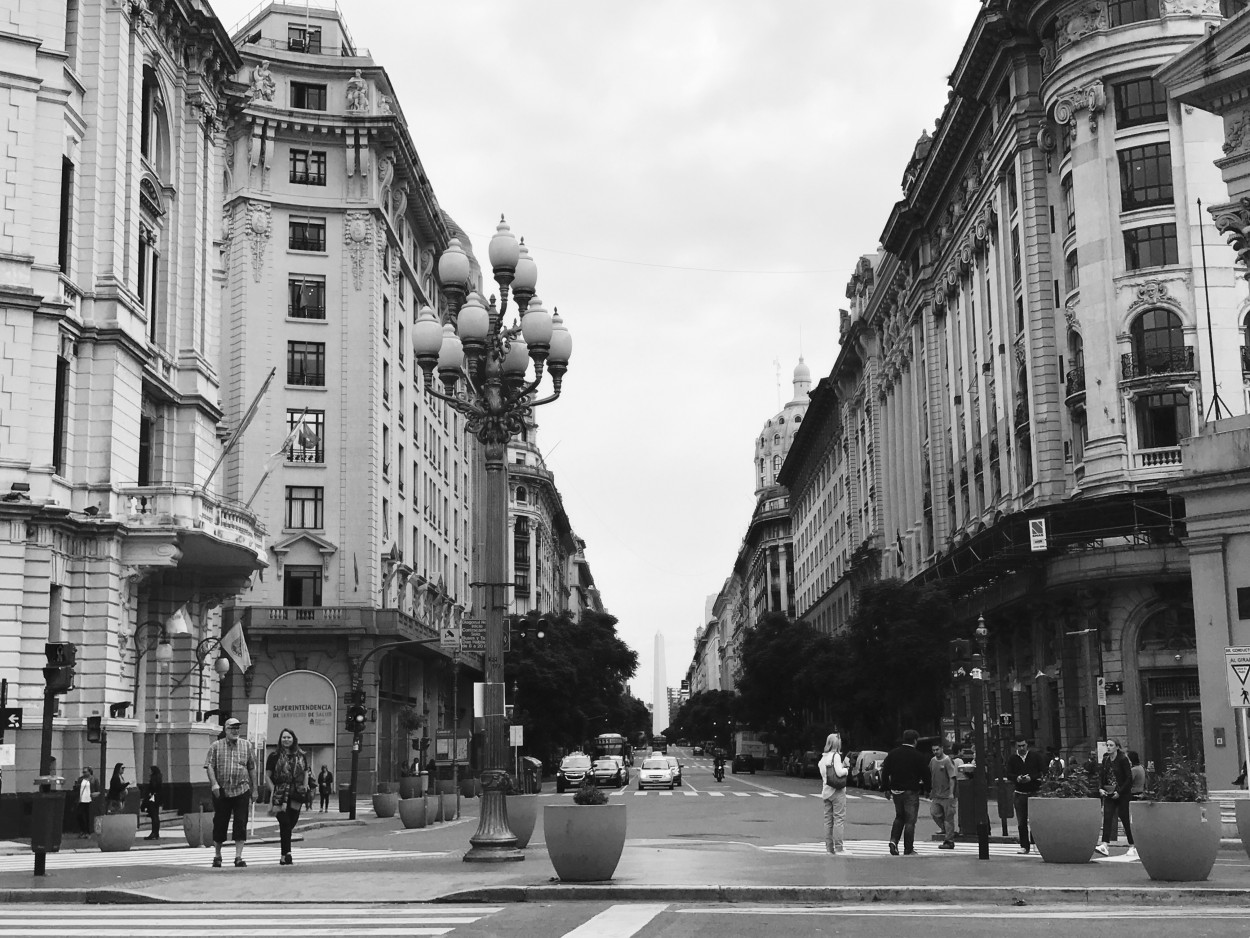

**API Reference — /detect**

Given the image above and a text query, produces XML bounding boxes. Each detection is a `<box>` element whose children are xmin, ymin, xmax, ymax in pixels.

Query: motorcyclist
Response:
<box><xmin>713</xmin><ymin>750</ymin><xmax>725</xmax><ymax>781</ymax></box>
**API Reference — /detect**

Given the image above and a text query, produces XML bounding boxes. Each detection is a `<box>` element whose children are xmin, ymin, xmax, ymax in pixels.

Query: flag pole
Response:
<box><xmin>202</xmin><ymin>367</ymin><xmax>277</xmax><ymax>495</ymax></box>
<box><xmin>244</xmin><ymin>407</ymin><xmax>311</xmax><ymax>508</ymax></box>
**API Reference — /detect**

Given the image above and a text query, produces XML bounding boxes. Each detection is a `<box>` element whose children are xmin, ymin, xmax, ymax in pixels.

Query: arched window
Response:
<box><xmin>140</xmin><ymin>65</ymin><xmax>170</xmax><ymax>179</ymax></box>
<box><xmin>773</xmin><ymin>433</ymin><xmax>780</xmax><ymax>445</ymax></box>
<box><xmin>1130</xmin><ymin>308</ymin><xmax>1185</xmax><ymax>374</ymax></box>
<box><xmin>515</xmin><ymin>485</ymin><xmax>528</xmax><ymax>504</ymax></box>
<box><xmin>1242</xmin><ymin>311</ymin><xmax>1250</xmax><ymax>373</ymax></box>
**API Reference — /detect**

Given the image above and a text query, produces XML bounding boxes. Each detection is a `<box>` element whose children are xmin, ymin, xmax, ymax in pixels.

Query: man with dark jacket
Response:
<box><xmin>1005</xmin><ymin>736</ymin><xmax>1046</xmax><ymax>854</ymax></box>
<box><xmin>1095</xmin><ymin>738</ymin><xmax>1135</xmax><ymax>858</ymax></box>
<box><xmin>879</xmin><ymin>729</ymin><xmax>929</xmax><ymax>855</ymax></box>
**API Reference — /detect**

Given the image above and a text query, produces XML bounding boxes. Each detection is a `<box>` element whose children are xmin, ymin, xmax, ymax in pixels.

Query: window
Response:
<box><xmin>289</xmin><ymin>149</ymin><xmax>326</xmax><ymax>186</ymax></box>
<box><xmin>1006</xmin><ymin>163</ymin><xmax>1018</xmax><ymax>215</ymax></box>
<box><xmin>286</xmin><ymin>409</ymin><xmax>324</xmax><ymax>463</ymax></box>
<box><xmin>1131</xmin><ymin>308</ymin><xmax>1186</xmax><ymax>371</ymax></box>
<box><xmin>1136</xmin><ymin>391</ymin><xmax>1190</xmax><ymax>448</ymax></box>
<box><xmin>288</xmin><ymin>276</ymin><xmax>325</xmax><ymax>319</ymax></box>
<box><xmin>1114</xmin><ymin>78</ymin><xmax>1168</xmax><ymax>129</ymax></box>
<box><xmin>1107</xmin><ymin>0</ymin><xmax>1159</xmax><ymax>27</ymax></box>
<box><xmin>53</xmin><ymin>355</ymin><xmax>69</xmax><ymax>475</ymax></box>
<box><xmin>58</xmin><ymin>157</ymin><xmax>74</xmax><ymax>274</ymax></box>
<box><xmin>287</xmin><ymin>340</ymin><xmax>325</xmax><ymax>386</ymax></box>
<box><xmin>1124</xmin><ymin>223</ymin><xmax>1178</xmax><ymax>270</ymax></box>
<box><xmin>1065</xmin><ymin>251</ymin><xmax>1079</xmax><ymax>294</ymax></box>
<box><xmin>287</xmin><ymin>24</ymin><xmax>322</xmax><ymax>53</ymax></box>
<box><xmin>1061</xmin><ymin>175</ymin><xmax>1075</xmax><ymax>237</ymax></box>
<box><xmin>1118</xmin><ymin>142</ymin><xmax>1173</xmax><ymax>210</ymax></box>
<box><xmin>1011</xmin><ymin>227</ymin><xmax>1022</xmax><ymax>285</ymax></box>
<box><xmin>285</xmin><ymin>486</ymin><xmax>324</xmax><ymax>528</ymax></box>
<box><xmin>289</xmin><ymin>217</ymin><xmax>326</xmax><ymax>252</ymax></box>
<box><xmin>291</xmin><ymin>82</ymin><xmax>327</xmax><ymax>110</ymax></box>
<box><xmin>1060</xmin><ymin>121</ymin><xmax>1072</xmax><ymax>156</ymax></box>
<box><xmin>283</xmin><ymin>565</ymin><xmax>322</xmax><ymax>606</ymax></box>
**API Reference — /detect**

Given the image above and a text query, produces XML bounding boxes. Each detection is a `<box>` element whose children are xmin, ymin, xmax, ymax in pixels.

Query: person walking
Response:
<box><xmin>204</xmin><ymin>716</ymin><xmax>259</xmax><ymax>868</ymax></box>
<box><xmin>143</xmin><ymin>765</ymin><xmax>163</xmax><ymax>840</ymax></box>
<box><xmin>317</xmin><ymin>764</ymin><xmax>334</xmax><ymax>812</ymax></box>
<box><xmin>818</xmin><ymin>732</ymin><xmax>850</xmax><ymax>856</ymax></box>
<box><xmin>106</xmin><ymin>763</ymin><xmax>129</xmax><ymax>814</ymax></box>
<box><xmin>880</xmin><ymin>729</ymin><xmax>929</xmax><ymax>856</ymax></box>
<box><xmin>1045</xmin><ymin>746</ymin><xmax>1065</xmax><ymax>778</ymax></box>
<box><xmin>1094</xmin><ymin>738</ymin><xmax>1135</xmax><ymax>858</ymax></box>
<box><xmin>1128</xmin><ymin>750</ymin><xmax>1146</xmax><ymax>800</ymax></box>
<box><xmin>266</xmin><ymin>727</ymin><xmax>309</xmax><ymax>866</ymax></box>
<box><xmin>1006</xmin><ymin>736</ymin><xmax>1046</xmax><ymax>854</ymax></box>
<box><xmin>929</xmin><ymin>742</ymin><xmax>959</xmax><ymax>849</ymax></box>
<box><xmin>74</xmin><ymin>768</ymin><xmax>94</xmax><ymax>837</ymax></box>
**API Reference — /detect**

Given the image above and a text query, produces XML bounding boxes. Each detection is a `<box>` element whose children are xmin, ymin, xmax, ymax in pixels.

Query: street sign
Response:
<box><xmin>1096</xmin><ymin>676</ymin><xmax>1107</xmax><ymax>707</ymax></box>
<box><xmin>1226</xmin><ymin>646</ymin><xmax>1250</xmax><ymax>708</ymax></box>
<box><xmin>461</xmin><ymin>618</ymin><xmax>486</xmax><ymax>651</ymax></box>
<box><xmin>440</xmin><ymin>624</ymin><xmax>461</xmax><ymax>651</ymax></box>
<box><xmin>510</xmin><ymin>724</ymin><xmax>523</xmax><ymax>747</ymax></box>
<box><xmin>1029</xmin><ymin>518</ymin><xmax>1048</xmax><ymax>552</ymax></box>
<box><xmin>0</xmin><ymin>708</ymin><xmax>22</xmax><ymax>731</ymax></box>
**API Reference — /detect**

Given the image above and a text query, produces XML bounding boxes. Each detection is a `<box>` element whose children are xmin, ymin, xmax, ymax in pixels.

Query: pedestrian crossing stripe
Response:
<box><xmin>0</xmin><ymin>847</ymin><xmax>447</xmax><ymax>874</ymax></box>
<box><xmin>0</xmin><ymin>904</ymin><xmax>503</xmax><ymax>937</ymax></box>
<box><xmin>762</xmin><ymin>840</ymin><xmax>1041</xmax><ymax>858</ymax></box>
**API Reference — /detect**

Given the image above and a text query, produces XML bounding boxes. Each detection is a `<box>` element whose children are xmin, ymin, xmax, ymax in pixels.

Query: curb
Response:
<box><xmin>5</xmin><ymin>884</ymin><xmax>1250</xmax><ymax>906</ymax></box>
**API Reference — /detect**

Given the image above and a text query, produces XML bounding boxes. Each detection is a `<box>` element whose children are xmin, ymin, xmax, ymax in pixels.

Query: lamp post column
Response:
<box><xmin>972</xmin><ymin>615</ymin><xmax>991</xmax><ymax>860</ymax></box>
<box><xmin>465</xmin><ymin>436</ymin><xmax>521</xmax><ymax>861</ymax></box>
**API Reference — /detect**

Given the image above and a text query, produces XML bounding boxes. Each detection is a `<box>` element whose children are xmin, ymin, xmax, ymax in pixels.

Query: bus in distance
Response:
<box><xmin>593</xmin><ymin>732</ymin><xmax>632</xmax><ymax>766</ymax></box>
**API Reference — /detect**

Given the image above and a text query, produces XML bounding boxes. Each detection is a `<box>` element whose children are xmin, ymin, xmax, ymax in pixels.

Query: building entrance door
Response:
<box><xmin>1142</xmin><ymin>671</ymin><xmax>1202</xmax><ymax>771</ymax></box>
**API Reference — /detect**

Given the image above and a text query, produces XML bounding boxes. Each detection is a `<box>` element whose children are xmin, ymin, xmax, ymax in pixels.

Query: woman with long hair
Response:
<box><xmin>818</xmin><ymin>732</ymin><xmax>850</xmax><ymax>856</ymax></box>
<box><xmin>143</xmin><ymin>765</ymin><xmax>163</xmax><ymax>839</ymax></box>
<box><xmin>106</xmin><ymin>763</ymin><xmax>129</xmax><ymax>815</ymax></box>
<box><xmin>265</xmin><ymin>727</ymin><xmax>309</xmax><ymax>866</ymax></box>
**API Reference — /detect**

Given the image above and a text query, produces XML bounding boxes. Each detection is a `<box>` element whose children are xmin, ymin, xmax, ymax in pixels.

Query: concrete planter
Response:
<box><xmin>372</xmin><ymin>792</ymin><xmax>399</xmax><ymax>819</ymax></box>
<box><xmin>425</xmin><ymin>796</ymin><xmax>439</xmax><ymax>825</ymax></box>
<box><xmin>398</xmin><ymin>797</ymin><xmax>426</xmax><ymax>829</ymax></box>
<box><xmin>1029</xmin><ymin>797</ymin><xmax>1101</xmax><ymax>863</ymax></box>
<box><xmin>1131</xmin><ymin>801</ymin><xmax>1221</xmax><ymax>881</ymax></box>
<box><xmin>182</xmin><ymin>811</ymin><xmax>212</xmax><ymax>848</ymax></box>
<box><xmin>507</xmin><ymin>794</ymin><xmax>538</xmax><ymax>849</ymax></box>
<box><xmin>95</xmin><ymin>813</ymin><xmax>137</xmax><ymax>852</ymax></box>
<box><xmin>544</xmin><ymin>802</ymin><xmax>626</xmax><ymax>882</ymax></box>
<box><xmin>399</xmin><ymin>776</ymin><xmax>426</xmax><ymax>800</ymax></box>
<box><xmin>438</xmin><ymin>792</ymin><xmax>457</xmax><ymax>822</ymax></box>
<box><xmin>460</xmin><ymin>777</ymin><xmax>481</xmax><ymax>799</ymax></box>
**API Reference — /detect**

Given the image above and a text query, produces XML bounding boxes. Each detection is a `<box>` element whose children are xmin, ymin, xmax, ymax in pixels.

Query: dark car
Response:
<box><xmin>731</xmin><ymin>753</ymin><xmax>756</xmax><ymax>775</ymax></box>
<box><xmin>556</xmin><ymin>754</ymin><xmax>592</xmax><ymax>793</ymax></box>
<box><xmin>799</xmin><ymin>750</ymin><xmax>822</xmax><ymax>779</ymax></box>
<box><xmin>590</xmin><ymin>758</ymin><xmax>625</xmax><ymax>788</ymax></box>
<box><xmin>692</xmin><ymin>743</ymin><xmax>704</xmax><ymax>756</ymax></box>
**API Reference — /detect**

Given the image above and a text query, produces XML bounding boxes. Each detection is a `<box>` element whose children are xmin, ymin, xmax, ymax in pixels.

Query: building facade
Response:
<box><xmin>507</xmin><ymin>426</ymin><xmax>577</xmax><ymax>617</ymax></box>
<box><xmin>782</xmin><ymin>0</ymin><xmax>1249</xmax><ymax>776</ymax></box>
<box><xmin>218</xmin><ymin>2</ymin><xmax>477</xmax><ymax>792</ymax></box>
<box><xmin>0</xmin><ymin>0</ymin><xmax>266</xmax><ymax>822</ymax></box>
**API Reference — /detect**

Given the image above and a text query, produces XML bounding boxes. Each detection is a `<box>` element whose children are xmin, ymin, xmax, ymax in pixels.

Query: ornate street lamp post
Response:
<box><xmin>132</xmin><ymin>621</ymin><xmax>174</xmax><ymax>716</ymax></box>
<box><xmin>414</xmin><ymin>217</ymin><xmax>571</xmax><ymax>863</ymax></box>
<box><xmin>971</xmin><ymin>615</ymin><xmax>991</xmax><ymax>860</ymax></box>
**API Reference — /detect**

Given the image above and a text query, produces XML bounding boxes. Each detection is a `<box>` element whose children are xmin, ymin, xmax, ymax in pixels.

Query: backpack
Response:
<box><xmin>825</xmin><ymin>758</ymin><xmax>847</xmax><ymax>789</ymax></box>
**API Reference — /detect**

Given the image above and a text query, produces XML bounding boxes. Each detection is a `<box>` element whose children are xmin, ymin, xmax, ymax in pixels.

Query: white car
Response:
<box><xmin>637</xmin><ymin>756</ymin><xmax>675</xmax><ymax>790</ymax></box>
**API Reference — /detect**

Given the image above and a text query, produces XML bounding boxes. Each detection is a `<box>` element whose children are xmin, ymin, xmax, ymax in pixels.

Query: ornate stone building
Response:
<box><xmin>218</xmin><ymin>2</ymin><xmax>476</xmax><ymax>791</ymax></box>
<box><xmin>785</xmin><ymin>0</ymin><xmax>1249</xmax><ymax>773</ymax></box>
<box><xmin>0</xmin><ymin>0</ymin><xmax>264</xmax><ymax>823</ymax></box>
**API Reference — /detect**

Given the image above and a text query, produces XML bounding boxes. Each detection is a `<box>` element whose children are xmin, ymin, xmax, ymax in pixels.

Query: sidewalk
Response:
<box><xmin>1</xmin><ymin>801</ymin><xmax>1248</xmax><ymax>906</ymax></box>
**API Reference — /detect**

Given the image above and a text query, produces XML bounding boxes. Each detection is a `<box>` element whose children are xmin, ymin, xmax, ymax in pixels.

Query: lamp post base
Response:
<box><xmin>463</xmin><ymin>789</ymin><xmax>524</xmax><ymax>863</ymax></box>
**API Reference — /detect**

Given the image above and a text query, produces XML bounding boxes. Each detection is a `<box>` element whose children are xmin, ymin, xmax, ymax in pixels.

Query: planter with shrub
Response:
<box><xmin>1131</xmin><ymin>744</ymin><xmax>1220</xmax><ymax>882</ymax></box>
<box><xmin>1028</xmin><ymin>765</ymin><xmax>1101</xmax><ymax>863</ymax></box>
<box><xmin>544</xmin><ymin>777</ymin><xmax>625</xmax><ymax>881</ymax></box>
<box><xmin>372</xmin><ymin>784</ymin><xmax>399</xmax><ymax>819</ymax></box>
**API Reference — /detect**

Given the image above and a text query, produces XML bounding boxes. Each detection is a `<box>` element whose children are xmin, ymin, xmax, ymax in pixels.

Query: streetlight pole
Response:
<box><xmin>972</xmin><ymin>615</ymin><xmax>991</xmax><ymax>860</ymax></box>
<box><xmin>132</xmin><ymin>621</ymin><xmax>173</xmax><ymax>717</ymax></box>
<box><xmin>415</xmin><ymin>217</ymin><xmax>571</xmax><ymax>863</ymax></box>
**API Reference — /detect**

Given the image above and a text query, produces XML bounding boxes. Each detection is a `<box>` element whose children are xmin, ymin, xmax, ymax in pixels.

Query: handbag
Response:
<box><xmin>825</xmin><ymin>759</ymin><xmax>847</xmax><ymax>789</ymax></box>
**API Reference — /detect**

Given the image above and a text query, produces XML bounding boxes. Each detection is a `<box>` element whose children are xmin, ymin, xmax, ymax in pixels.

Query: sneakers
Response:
<box><xmin>888</xmin><ymin>842</ymin><xmax>899</xmax><ymax>856</ymax></box>
<box><xmin>903</xmin><ymin>849</ymin><xmax>917</xmax><ymax>856</ymax></box>
<box><xmin>233</xmin><ymin>858</ymin><xmax>247</xmax><ymax>868</ymax></box>
<box><xmin>1124</xmin><ymin>846</ymin><xmax>1138</xmax><ymax>860</ymax></box>
<box><xmin>938</xmin><ymin>841</ymin><xmax>955</xmax><ymax>849</ymax></box>
<box><xmin>1094</xmin><ymin>842</ymin><xmax>1110</xmax><ymax>856</ymax></box>
<box><xmin>211</xmin><ymin>856</ymin><xmax>222</xmax><ymax>868</ymax></box>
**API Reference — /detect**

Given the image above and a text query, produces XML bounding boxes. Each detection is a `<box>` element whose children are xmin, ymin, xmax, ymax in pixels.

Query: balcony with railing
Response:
<box><xmin>1064</xmin><ymin>366</ymin><xmax>1085</xmax><ymax>406</ymax></box>
<box><xmin>117</xmin><ymin>485</ymin><xmax>266</xmax><ymax>578</ymax></box>
<box><xmin>1133</xmin><ymin>446</ymin><xmax>1182</xmax><ymax>469</ymax></box>
<box><xmin>1120</xmin><ymin>346</ymin><xmax>1195</xmax><ymax>381</ymax></box>
<box><xmin>1014</xmin><ymin>399</ymin><xmax>1030</xmax><ymax>429</ymax></box>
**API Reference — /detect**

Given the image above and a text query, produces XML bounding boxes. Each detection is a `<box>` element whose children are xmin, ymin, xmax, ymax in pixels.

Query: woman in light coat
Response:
<box><xmin>818</xmin><ymin>732</ymin><xmax>850</xmax><ymax>855</ymax></box>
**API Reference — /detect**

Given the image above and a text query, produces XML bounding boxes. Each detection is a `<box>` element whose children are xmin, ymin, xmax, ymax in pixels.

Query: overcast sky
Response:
<box><xmin>210</xmin><ymin>0</ymin><xmax>981</xmax><ymax>710</ymax></box>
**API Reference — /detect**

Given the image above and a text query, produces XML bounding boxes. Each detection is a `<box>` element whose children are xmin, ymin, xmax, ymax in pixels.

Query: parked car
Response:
<box><xmin>692</xmin><ymin>743</ymin><xmax>704</xmax><ymax>756</ymax></box>
<box><xmin>591</xmin><ymin>758</ymin><xmax>625</xmax><ymax>788</ymax></box>
<box><xmin>732</xmin><ymin>753</ymin><xmax>755</xmax><ymax>775</ymax></box>
<box><xmin>637</xmin><ymin>756</ymin><xmax>675</xmax><ymax>790</ymax></box>
<box><xmin>851</xmin><ymin>750</ymin><xmax>888</xmax><ymax>789</ymax></box>
<box><xmin>556</xmin><ymin>753</ymin><xmax>592</xmax><ymax>793</ymax></box>
<box><xmin>665</xmin><ymin>756</ymin><xmax>683</xmax><ymax>786</ymax></box>
<box><xmin>798</xmin><ymin>751</ymin><xmax>822</xmax><ymax>779</ymax></box>
<box><xmin>782</xmin><ymin>750</ymin><xmax>802</xmax><ymax>777</ymax></box>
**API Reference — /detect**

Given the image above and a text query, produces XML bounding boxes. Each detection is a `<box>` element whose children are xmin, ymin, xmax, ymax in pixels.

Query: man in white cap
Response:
<box><xmin>204</xmin><ymin>717</ymin><xmax>258</xmax><ymax>868</ymax></box>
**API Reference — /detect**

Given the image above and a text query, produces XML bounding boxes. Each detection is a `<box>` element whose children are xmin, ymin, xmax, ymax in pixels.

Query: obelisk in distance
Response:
<box><xmin>652</xmin><ymin>632</ymin><xmax>667</xmax><ymax>738</ymax></box>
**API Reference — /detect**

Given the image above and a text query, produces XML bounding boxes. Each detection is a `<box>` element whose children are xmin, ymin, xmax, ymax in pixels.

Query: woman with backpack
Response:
<box><xmin>818</xmin><ymin>732</ymin><xmax>850</xmax><ymax>856</ymax></box>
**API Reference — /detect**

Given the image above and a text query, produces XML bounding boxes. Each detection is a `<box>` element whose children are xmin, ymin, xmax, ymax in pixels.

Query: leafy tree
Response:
<box><xmin>736</xmin><ymin>612</ymin><xmax>837</xmax><ymax>752</ymax></box>
<box><xmin>504</xmin><ymin>609</ymin><xmax>639</xmax><ymax>768</ymax></box>
<box><xmin>669</xmin><ymin>689</ymin><xmax>737</xmax><ymax>746</ymax></box>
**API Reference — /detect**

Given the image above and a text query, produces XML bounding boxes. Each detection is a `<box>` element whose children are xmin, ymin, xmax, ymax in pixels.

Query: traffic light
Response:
<box><xmin>43</xmin><ymin>642</ymin><xmax>77</xmax><ymax>695</ymax></box>
<box><xmin>86</xmin><ymin>716</ymin><xmax>102</xmax><ymax>743</ymax></box>
<box><xmin>948</xmin><ymin>639</ymin><xmax>972</xmax><ymax>679</ymax></box>
<box><xmin>345</xmin><ymin>705</ymin><xmax>367</xmax><ymax>734</ymax></box>
<box><xmin>351</xmin><ymin>685</ymin><xmax>366</xmax><ymax>707</ymax></box>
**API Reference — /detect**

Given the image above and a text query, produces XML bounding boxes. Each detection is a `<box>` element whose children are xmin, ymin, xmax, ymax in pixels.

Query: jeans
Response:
<box><xmin>890</xmin><ymin>790</ymin><xmax>920</xmax><ymax>852</ymax></box>
<box><xmin>823</xmin><ymin>789</ymin><xmax>846</xmax><ymax>853</ymax></box>
<box><xmin>930</xmin><ymin>795</ymin><xmax>956</xmax><ymax>843</ymax></box>
<box><xmin>211</xmin><ymin>791</ymin><xmax>251</xmax><ymax>844</ymax></box>
<box><xmin>76</xmin><ymin>803</ymin><xmax>92</xmax><ymax>836</ymax></box>
<box><xmin>1101</xmin><ymin>794</ymin><xmax>1133</xmax><ymax>844</ymax></box>
<box><xmin>319</xmin><ymin>791</ymin><xmax>330</xmax><ymax>811</ymax></box>
<box><xmin>277</xmin><ymin>804</ymin><xmax>302</xmax><ymax>855</ymax></box>
<box><xmin>1013</xmin><ymin>792</ymin><xmax>1032</xmax><ymax>849</ymax></box>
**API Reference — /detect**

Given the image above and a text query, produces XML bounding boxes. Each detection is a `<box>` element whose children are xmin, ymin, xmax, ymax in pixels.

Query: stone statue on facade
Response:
<box><xmin>250</xmin><ymin>60</ymin><xmax>275</xmax><ymax>102</ymax></box>
<box><xmin>347</xmin><ymin>69</ymin><xmax>369</xmax><ymax>112</ymax></box>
